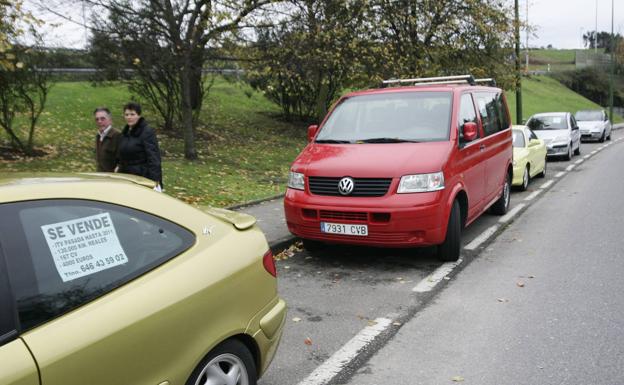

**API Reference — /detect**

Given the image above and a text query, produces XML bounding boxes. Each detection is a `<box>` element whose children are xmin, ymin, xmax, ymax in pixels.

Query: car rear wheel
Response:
<box><xmin>520</xmin><ymin>165</ymin><xmax>530</xmax><ymax>191</ymax></box>
<box><xmin>537</xmin><ymin>157</ymin><xmax>547</xmax><ymax>178</ymax></box>
<box><xmin>187</xmin><ymin>340</ymin><xmax>257</xmax><ymax>385</ymax></box>
<box><xmin>437</xmin><ymin>200</ymin><xmax>461</xmax><ymax>262</ymax></box>
<box><xmin>490</xmin><ymin>172</ymin><xmax>510</xmax><ymax>215</ymax></box>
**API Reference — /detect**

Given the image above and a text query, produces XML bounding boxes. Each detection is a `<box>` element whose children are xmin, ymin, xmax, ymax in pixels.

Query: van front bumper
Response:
<box><xmin>283</xmin><ymin>189</ymin><xmax>448</xmax><ymax>247</ymax></box>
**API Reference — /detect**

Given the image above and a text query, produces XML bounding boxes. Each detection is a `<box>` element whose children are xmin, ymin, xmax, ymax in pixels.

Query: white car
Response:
<box><xmin>575</xmin><ymin>109</ymin><xmax>612</xmax><ymax>142</ymax></box>
<box><xmin>526</xmin><ymin>112</ymin><xmax>581</xmax><ymax>161</ymax></box>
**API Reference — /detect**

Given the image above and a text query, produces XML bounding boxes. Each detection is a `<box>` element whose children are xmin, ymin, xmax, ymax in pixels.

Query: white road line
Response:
<box><xmin>297</xmin><ymin>317</ymin><xmax>393</xmax><ymax>385</ymax></box>
<box><xmin>524</xmin><ymin>190</ymin><xmax>541</xmax><ymax>201</ymax></box>
<box><xmin>413</xmin><ymin>259</ymin><xmax>463</xmax><ymax>293</ymax></box>
<box><xmin>555</xmin><ymin>171</ymin><xmax>566</xmax><ymax>178</ymax></box>
<box><xmin>574</xmin><ymin>159</ymin><xmax>584</xmax><ymax>165</ymax></box>
<box><xmin>566</xmin><ymin>164</ymin><xmax>576</xmax><ymax>171</ymax></box>
<box><xmin>464</xmin><ymin>225</ymin><xmax>499</xmax><ymax>251</ymax></box>
<box><xmin>591</xmin><ymin>150</ymin><xmax>598</xmax><ymax>154</ymax></box>
<box><xmin>540</xmin><ymin>180</ymin><xmax>554</xmax><ymax>189</ymax></box>
<box><xmin>583</xmin><ymin>155</ymin><xmax>590</xmax><ymax>160</ymax></box>
<box><xmin>499</xmin><ymin>203</ymin><xmax>526</xmax><ymax>223</ymax></box>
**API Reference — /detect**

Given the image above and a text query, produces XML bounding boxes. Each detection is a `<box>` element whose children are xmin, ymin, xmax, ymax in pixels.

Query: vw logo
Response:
<box><xmin>338</xmin><ymin>177</ymin><xmax>355</xmax><ymax>195</ymax></box>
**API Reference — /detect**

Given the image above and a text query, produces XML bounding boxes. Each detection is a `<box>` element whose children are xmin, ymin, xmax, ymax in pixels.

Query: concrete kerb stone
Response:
<box><xmin>225</xmin><ymin>193</ymin><xmax>285</xmax><ymax>211</ymax></box>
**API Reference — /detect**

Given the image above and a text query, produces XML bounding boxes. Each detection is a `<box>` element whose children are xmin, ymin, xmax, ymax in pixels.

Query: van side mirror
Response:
<box><xmin>307</xmin><ymin>125</ymin><xmax>318</xmax><ymax>142</ymax></box>
<box><xmin>463</xmin><ymin>122</ymin><xmax>478</xmax><ymax>142</ymax></box>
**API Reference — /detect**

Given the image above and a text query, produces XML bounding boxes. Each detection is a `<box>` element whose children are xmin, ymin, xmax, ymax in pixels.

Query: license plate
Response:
<box><xmin>320</xmin><ymin>222</ymin><xmax>368</xmax><ymax>236</ymax></box>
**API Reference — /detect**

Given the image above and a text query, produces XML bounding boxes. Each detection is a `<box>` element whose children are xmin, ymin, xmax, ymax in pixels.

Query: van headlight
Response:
<box><xmin>288</xmin><ymin>171</ymin><xmax>305</xmax><ymax>190</ymax></box>
<box><xmin>398</xmin><ymin>172</ymin><xmax>445</xmax><ymax>193</ymax></box>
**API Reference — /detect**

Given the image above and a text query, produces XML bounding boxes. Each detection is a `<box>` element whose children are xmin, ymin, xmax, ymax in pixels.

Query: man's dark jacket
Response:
<box><xmin>95</xmin><ymin>128</ymin><xmax>121</xmax><ymax>172</ymax></box>
<box><xmin>118</xmin><ymin>117</ymin><xmax>162</xmax><ymax>185</ymax></box>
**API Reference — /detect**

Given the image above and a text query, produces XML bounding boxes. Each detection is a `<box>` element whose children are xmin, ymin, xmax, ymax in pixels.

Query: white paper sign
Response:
<box><xmin>41</xmin><ymin>213</ymin><xmax>128</xmax><ymax>282</ymax></box>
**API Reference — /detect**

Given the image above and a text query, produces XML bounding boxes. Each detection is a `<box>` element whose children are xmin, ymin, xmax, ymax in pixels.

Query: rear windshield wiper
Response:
<box><xmin>315</xmin><ymin>139</ymin><xmax>352</xmax><ymax>143</ymax></box>
<box><xmin>359</xmin><ymin>137</ymin><xmax>420</xmax><ymax>143</ymax></box>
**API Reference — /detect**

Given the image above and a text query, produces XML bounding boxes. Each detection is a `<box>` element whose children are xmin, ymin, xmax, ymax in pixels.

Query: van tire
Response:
<box><xmin>438</xmin><ymin>200</ymin><xmax>461</xmax><ymax>262</ymax></box>
<box><xmin>490</xmin><ymin>172</ymin><xmax>510</xmax><ymax>215</ymax></box>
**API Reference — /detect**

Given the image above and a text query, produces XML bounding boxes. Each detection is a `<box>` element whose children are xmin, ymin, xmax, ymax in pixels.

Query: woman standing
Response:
<box><xmin>117</xmin><ymin>102</ymin><xmax>163</xmax><ymax>189</ymax></box>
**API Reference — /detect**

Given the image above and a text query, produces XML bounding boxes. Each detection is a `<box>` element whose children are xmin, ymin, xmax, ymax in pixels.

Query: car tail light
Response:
<box><xmin>263</xmin><ymin>250</ymin><xmax>277</xmax><ymax>277</ymax></box>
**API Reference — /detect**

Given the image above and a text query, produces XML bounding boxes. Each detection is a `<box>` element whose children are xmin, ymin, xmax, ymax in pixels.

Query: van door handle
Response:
<box><xmin>479</xmin><ymin>144</ymin><xmax>486</xmax><ymax>151</ymax></box>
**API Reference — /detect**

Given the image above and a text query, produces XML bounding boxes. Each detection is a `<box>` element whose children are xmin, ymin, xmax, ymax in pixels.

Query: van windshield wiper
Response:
<box><xmin>359</xmin><ymin>137</ymin><xmax>420</xmax><ymax>143</ymax></box>
<box><xmin>315</xmin><ymin>139</ymin><xmax>352</xmax><ymax>143</ymax></box>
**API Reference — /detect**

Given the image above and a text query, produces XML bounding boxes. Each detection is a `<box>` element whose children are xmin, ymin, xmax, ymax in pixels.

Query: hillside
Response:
<box><xmin>506</xmin><ymin>75</ymin><xmax>623</xmax><ymax>124</ymax></box>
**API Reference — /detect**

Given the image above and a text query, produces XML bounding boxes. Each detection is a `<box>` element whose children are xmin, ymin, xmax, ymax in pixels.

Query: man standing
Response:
<box><xmin>94</xmin><ymin>107</ymin><xmax>121</xmax><ymax>172</ymax></box>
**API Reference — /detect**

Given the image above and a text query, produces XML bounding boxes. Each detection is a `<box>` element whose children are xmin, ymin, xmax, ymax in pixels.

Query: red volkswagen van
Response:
<box><xmin>284</xmin><ymin>75</ymin><xmax>513</xmax><ymax>261</ymax></box>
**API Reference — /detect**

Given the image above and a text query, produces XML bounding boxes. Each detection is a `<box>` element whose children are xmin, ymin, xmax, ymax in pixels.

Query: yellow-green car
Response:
<box><xmin>512</xmin><ymin>125</ymin><xmax>547</xmax><ymax>190</ymax></box>
<box><xmin>0</xmin><ymin>173</ymin><xmax>286</xmax><ymax>385</ymax></box>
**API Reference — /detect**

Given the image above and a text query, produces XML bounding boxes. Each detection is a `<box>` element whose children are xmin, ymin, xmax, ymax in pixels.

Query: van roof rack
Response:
<box><xmin>474</xmin><ymin>78</ymin><xmax>497</xmax><ymax>86</ymax></box>
<box><xmin>380</xmin><ymin>74</ymin><xmax>496</xmax><ymax>88</ymax></box>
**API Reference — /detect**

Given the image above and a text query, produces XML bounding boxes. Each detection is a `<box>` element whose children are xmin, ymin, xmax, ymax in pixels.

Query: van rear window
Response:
<box><xmin>316</xmin><ymin>92</ymin><xmax>452</xmax><ymax>143</ymax></box>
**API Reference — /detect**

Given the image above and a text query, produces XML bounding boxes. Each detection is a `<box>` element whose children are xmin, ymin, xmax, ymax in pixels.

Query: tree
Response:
<box><xmin>369</xmin><ymin>0</ymin><xmax>516</xmax><ymax>89</ymax></box>
<box><xmin>0</xmin><ymin>0</ymin><xmax>51</xmax><ymax>155</ymax></box>
<box><xmin>583</xmin><ymin>31</ymin><xmax>623</xmax><ymax>53</ymax></box>
<box><xmin>247</xmin><ymin>0</ymin><xmax>373</xmax><ymax>122</ymax></box>
<box><xmin>83</xmin><ymin>0</ymin><xmax>273</xmax><ymax>160</ymax></box>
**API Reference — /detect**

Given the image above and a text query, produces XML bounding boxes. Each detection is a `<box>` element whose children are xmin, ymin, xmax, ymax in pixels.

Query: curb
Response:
<box><xmin>226</xmin><ymin>193</ymin><xmax>285</xmax><ymax>211</ymax></box>
<box><xmin>269</xmin><ymin>235</ymin><xmax>298</xmax><ymax>254</ymax></box>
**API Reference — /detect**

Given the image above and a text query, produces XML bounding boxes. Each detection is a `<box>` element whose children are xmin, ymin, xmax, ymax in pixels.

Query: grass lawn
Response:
<box><xmin>0</xmin><ymin>78</ymin><xmax>308</xmax><ymax>207</ymax></box>
<box><xmin>506</xmin><ymin>75</ymin><xmax>623</xmax><ymax>124</ymax></box>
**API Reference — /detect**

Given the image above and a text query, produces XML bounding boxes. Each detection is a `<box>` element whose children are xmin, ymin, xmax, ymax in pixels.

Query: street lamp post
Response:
<box><xmin>515</xmin><ymin>0</ymin><xmax>523</xmax><ymax>124</ymax></box>
<box><xmin>608</xmin><ymin>0</ymin><xmax>614</xmax><ymax>122</ymax></box>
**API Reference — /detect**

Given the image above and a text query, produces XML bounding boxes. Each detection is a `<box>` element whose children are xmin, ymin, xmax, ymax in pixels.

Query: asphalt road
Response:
<box><xmin>344</xmin><ymin>133</ymin><xmax>624</xmax><ymax>385</ymax></box>
<box><xmin>259</xmin><ymin>132</ymin><xmax>623</xmax><ymax>385</ymax></box>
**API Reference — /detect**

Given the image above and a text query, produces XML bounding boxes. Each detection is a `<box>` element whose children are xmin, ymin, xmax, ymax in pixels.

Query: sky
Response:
<box><xmin>528</xmin><ymin>0</ymin><xmax>623</xmax><ymax>49</ymax></box>
<box><xmin>23</xmin><ymin>0</ymin><xmax>624</xmax><ymax>50</ymax></box>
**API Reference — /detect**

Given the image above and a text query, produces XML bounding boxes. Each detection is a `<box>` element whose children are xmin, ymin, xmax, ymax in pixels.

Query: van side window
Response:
<box><xmin>458</xmin><ymin>93</ymin><xmax>479</xmax><ymax>144</ymax></box>
<box><xmin>495</xmin><ymin>93</ymin><xmax>510</xmax><ymax>130</ymax></box>
<box><xmin>475</xmin><ymin>92</ymin><xmax>502</xmax><ymax>136</ymax></box>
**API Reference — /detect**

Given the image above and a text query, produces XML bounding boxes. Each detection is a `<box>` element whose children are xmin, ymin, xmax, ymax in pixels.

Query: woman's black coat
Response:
<box><xmin>118</xmin><ymin>117</ymin><xmax>162</xmax><ymax>185</ymax></box>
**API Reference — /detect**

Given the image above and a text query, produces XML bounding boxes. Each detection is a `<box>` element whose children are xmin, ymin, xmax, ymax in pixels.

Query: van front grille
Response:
<box><xmin>308</xmin><ymin>177</ymin><xmax>392</xmax><ymax>197</ymax></box>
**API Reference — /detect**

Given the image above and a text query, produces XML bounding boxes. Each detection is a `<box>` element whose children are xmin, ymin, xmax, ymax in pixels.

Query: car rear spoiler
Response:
<box><xmin>200</xmin><ymin>206</ymin><xmax>257</xmax><ymax>230</ymax></box>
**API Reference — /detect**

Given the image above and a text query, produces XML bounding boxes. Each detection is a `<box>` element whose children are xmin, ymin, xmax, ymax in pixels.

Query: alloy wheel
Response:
<box><xmin>194</xmin><ymin>353</ymin><xmax>250</xmax><ymax>385</ymax></box>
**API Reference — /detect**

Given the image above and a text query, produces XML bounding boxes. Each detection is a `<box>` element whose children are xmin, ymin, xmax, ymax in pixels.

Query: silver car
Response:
<box><xmin>526</xmin><ymin>112</ymin><xmax>581</xmax><ymax>160</ymax></box>
<box><xmin>575</xmin><ymin>109</ymin><xmax>612</xmax><ymax>142</ymax></box>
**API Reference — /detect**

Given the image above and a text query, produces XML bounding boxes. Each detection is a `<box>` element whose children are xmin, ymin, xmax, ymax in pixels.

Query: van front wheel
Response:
<box><xmin>437</xmin><ymin>200</ymin><xmax>461</xmax><ymax>262</ymax></box>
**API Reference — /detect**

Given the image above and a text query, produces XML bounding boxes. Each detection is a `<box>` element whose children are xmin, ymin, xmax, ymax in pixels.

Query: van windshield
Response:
<box><xmin>315</xmin><ymin>91</ymin><xmax>452</xmax><ymax>143</ymax></box>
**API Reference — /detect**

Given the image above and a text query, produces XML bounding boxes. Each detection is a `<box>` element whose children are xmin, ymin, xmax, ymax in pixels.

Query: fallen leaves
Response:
<box><xmin>304</xmin><ymin>337</ymin><xmax>313</xmax><ymax>346</ymax></box>
<box><xmin>451</xmin><ymin>376</ymin><xmax>465</xmax><ymax>382</ymax></box>
<box><xmin>274</xmin><ymin>242</ymin><xmax>303</xmax><ymax>261</ymax></box>
<box><xmin>292</xmin><ymin>317</ymin><xmax>302</xmax><ymax>323</ymax></box>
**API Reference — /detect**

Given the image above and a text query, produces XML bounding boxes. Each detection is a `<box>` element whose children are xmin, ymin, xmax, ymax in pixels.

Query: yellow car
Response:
<box><xmin>0</xmin><ymin>173</ymin><xmax>286</xmax><ymax>385</ymax></box>
<box><xmin>512</xmin><ymin>125</ymin><xmax>547</xmax><ymax>190</ymax></box>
